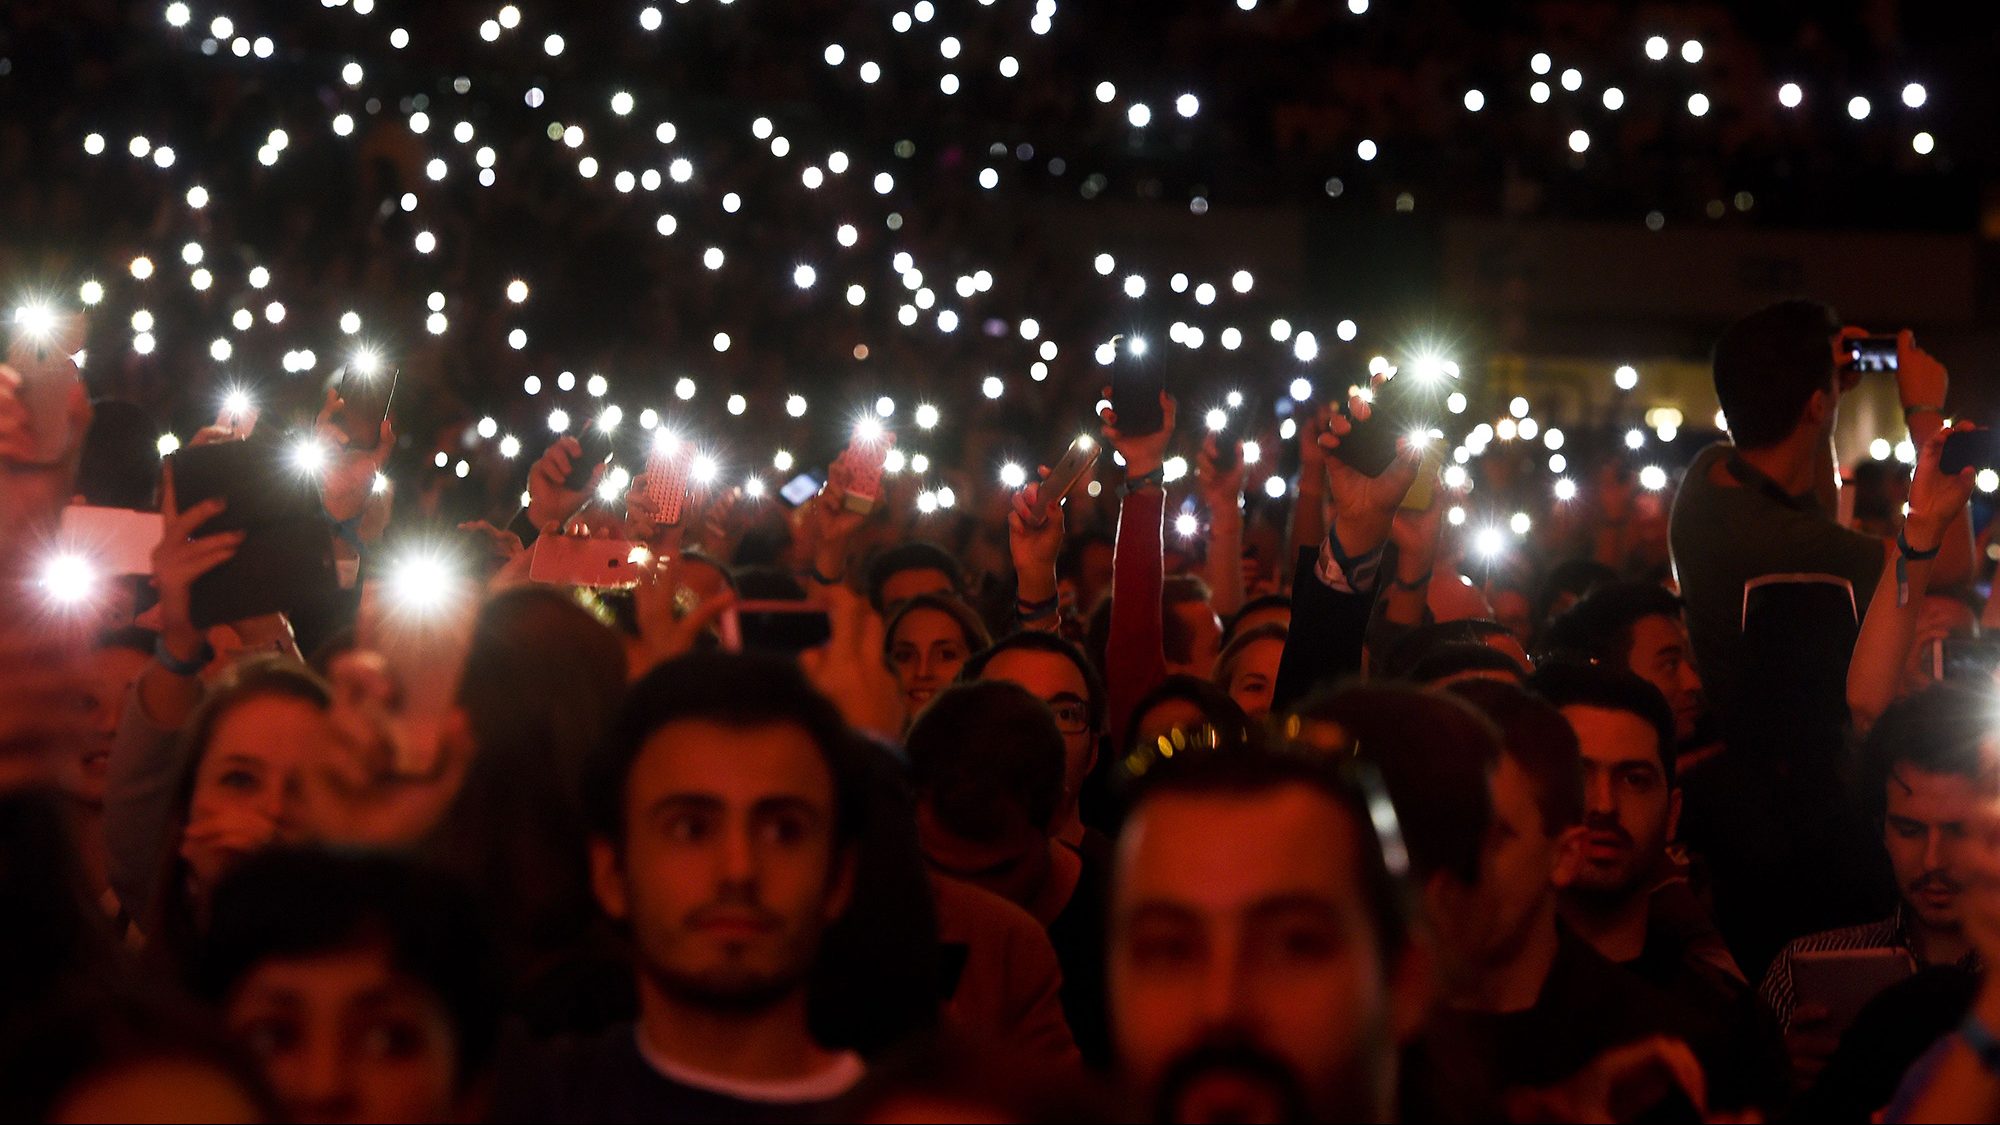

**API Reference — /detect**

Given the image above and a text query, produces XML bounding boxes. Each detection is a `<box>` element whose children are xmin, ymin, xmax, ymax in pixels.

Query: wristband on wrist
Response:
<box><xmin>155</xmin><ymin>634</ymin><xmax>215</xmax><ymax>678</ymax></box>
<box><xmin>1896</xmin><ymin>528</ymin><xmax>1942</xmax><ymax>609</ymax></box>
<box><xmin>1119</xmin><ymin>467</ymin><xmax>1165</xmax><ymax>497</ymax></box>
<box><xmin>1899</xmin><ymin>528</ymin><xmax>1942</xmax><ymax>561</ymax></box>
<box><xmin>1016</xmin><ymin>593</ymin><xmax>1060</xmax><ymax>619</ymax></box>
<box><xmin>1961</xmin><ymin>1014</ymin><xmax>2000</xmax><ymax>1075</ymax></box>
<box><xmin>1904</xmin><ymin>403</ymin><xmax>1946</xmax><ymax>419</ymax></box>
<box><xmin>329</xmin><ymin>512</ymin><xmax>365</xmax><ymax>550</ymax></box>
<box><xmin>806</xmin><ymin>563</ymin><xmax>845</xmax><ymax>587</ymax></box>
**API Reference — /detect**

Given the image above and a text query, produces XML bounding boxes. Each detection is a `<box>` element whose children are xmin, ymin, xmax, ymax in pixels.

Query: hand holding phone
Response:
<box><xmin>564</xmin><ymin>425</ymin><xmax>617</xmax><ymax>491</ymax></box>
<box><xmin>630</xmin><ymin>434</ymin><xmax>693</xmax><ymax>529</ymax></box>
<box><xmin>328</xmin><ymin>363</ymin><xmax>397</xmax><ymax>452</ymax></box>
<box><xmin>1109</xmin><ymin>335</ymin><xmax>1166</xmax><ymax>437</ymax></box>
<box><xmin>1032</xmin><ymin>435</ymin><xmax>1101</xmax><ymax>523</ymax></box>
<box><xmin>835</xmin><ymin>424</ymin><xmax>895</xmax><ymax>515</ymax></box>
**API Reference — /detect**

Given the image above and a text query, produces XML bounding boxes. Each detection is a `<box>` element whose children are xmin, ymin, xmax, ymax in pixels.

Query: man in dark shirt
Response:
<box><xmin>905</xmin><ymin>680</ymin><xmax>1112</xmax><ymax>1067</ymax></box>
<box><xmin>500</xmin><ymin>654</ymin><xmax>871</xmax><ymax>1123</ymax></box>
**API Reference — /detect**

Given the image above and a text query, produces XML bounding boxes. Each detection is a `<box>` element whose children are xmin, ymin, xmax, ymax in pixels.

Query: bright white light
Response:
<box><xmin>982</xmin><ymin>376</ymin><xmax>1004</xmax><ymax>399</ymax></box>
<box><xmin>1848</xmin><ymin>95</ymin><xmax>1871</xmax><ymax>121</ymax></box>
<box><xmin>640</xmin><ymin>6</ymin><xmax>662</xmax><ymax>30</ymax></box>
<box><xmin>786</xmin><ymin>395</ymin><xmax>808</xmax><ymax>418</ymax></box>
<box><xmin>1232</xmin><ymin>269</ymin><xmax>1253</xmax><ymax>294</ymax></box>
<box><xmin>39</xmin><ymin>553</ymin><xmax>98</xmax><ymax>606</ymax></box>
<box><xmin>1896</xmin><ymin>440</ymin><xmax>1917</xmax><ymax>464</ymax></box>
<box><xmin>712</xmin><ymin>332</ymin><xmax>730</xmax><ymax>352</ymax></box>
<box><xmin>1095</xmin><ymin>81</ymin><xmax>1116</xmax><ymax>104</ymax></box>
<box><xmin>1977</xmin><ymin>469</ymin><xmax>1999</xmax><ymax>494</ymax></box>
<box><xmin>1446</xmin><ymin>392</ymin><xmax>1467</xmax><ymax>414</ymax></box>
<box><xmin>611</xmin><ymin>91</ymin><xmax>635</xmax><ymax>116</ymax></box>
<box><xmin>1779</xmin><ymin>82</ymin><xmax>1803</xmax><ymax>108</ymax></box>
<box><xmin>1645</xmin><ymin>36</ymin><xmax>1669</xmax><ymax>61</ymax></box>
<box><xmin>543</xmin><ymin>33</ymin><xmax>564</xmax><ymax>56</ymax></box>
<box><xmin>1356</xmin><ymin>139</ymin><xmax>1378</xmax><ymax>161</ymax></box>
<box><xmin>1176</xmin><ymin>93</ymin><xmax>1200</xmax><ymax>118</ymax></box>
<box><xmin>1914</xmin><ymin>132</ymin><xmax>1935</xmax><ymax>155</ymax></box>
<box><xmin>1094</xmin><ymin>252</ymin><xmax>1116</xmax><ymax>276</ymax></box>
<box><xmin>1603</xmin><ymin>87</ymin><xmax>1625</xmax><ymax>111</ymax></box>
<box><xmin>1640</xmin><ymin>465</ymin><xmax>1668</xmax><ymax>491</ymax></box>
<box><xmin>1511</xmin><ymin>512</ymin><xmax>1532</xmax><ymax>535</ymax></box>
<box><xmin>728</xmin><ymin>395</ymin><xmax>747</xmax><ymax>416</ymax></box>
<box><xmin>1174</xmin><ymin>512</ymin><xmax>1199</xmax><ymax>537</ymax></box>
<box><xmin>547</xmin><ymin>409</ymin><xmax>570</xmax><ymax>433</ymax></box>
<box><xmin>1681</xmin><ymin>39</ymin><xmax>1703</xmax><ymax>63</ymax></box>
<box><xmin>1000</xmin><ymin>462</ymin><xmax>1027</xmax><ymax>489</ymax></box>
<box><xmin>915</xmin><ymin>403</ymin><xmax>940</xmax><ymax>430</ymax></box>
<box><xmin>165</xmin><ymin>2</ymin><xmax>190</xmax><ymax>27</ymax></box>
<box><xmin>1625</xmin><ymin>429</ymin><xmax>1645</xmax><ymax>450</ymax></box>
<box><xmin>793</xmin><ymin>265</ymin><xmax>817</xmax><ymax>289</ymax></box>
<box><xmin>1294</xmin><ymin>332</ymin><xmax>1320</xmax><ymax>362</ymax></box>
<box><xmin>342</xmin><ymin>61</ymin><xmax>364</xmax><ymax>86</ymax></box>
<box><xmin>1561</xmin><ymin>68</ymin><xmax>1582</xmax><ymax>92</ymax></box>
<box><xmin>1903</xmin><ymin>83</ymin><xmax>1927</xmax><ymax>109</ymax></box>
<box><xmin>1688</xmin><ymin>93</ymin><xmax>1710</xmax><ymax>117</ymax></box>
<box><xmin>1220</xmin><ymin>327</ymin><xmax>1243</xmax><ymax>350</ymax></box>
<box><xmin>1555</xmin><ymin>478</ymin><xmax>1578</xmax><ymax>502</ymax></box>
<box><xmin>1569</xmin><ymin>129</ymin><xmax>1590</xmax><ymax>153</ymax></box>
<box><xmin>1614</xmin><ymin>364</ymin><xmax>1639</xmax><ymax>390</ymax></box>
<box><xmin>1463</xmin><ymin>89</ymin><xmax>1485</xmax><ymax>112</ymax></box>
<box><xmin>1289</xmin><ymin>377</ymin><xmax>1313</xmax><ymax>402</ymax></box>
<box><xmin>1531</xmin><ymin>52</ymin><xmax>1552</xmax><ymax>75</ymax></box>
<box><xmin>1127</xmin><ymin>104</ymin><xmax>1151</xmax><ymax>127</ymax></box>
<box><xmin>670</xmin><ymin>158</ymin><xmax>693</xmax><ymax>183</ymax></box>
<box><xmin>1163</xmin><ymin>457</ymin><xmax>1189</xmax><ymax>484</ymax></box>
<box><xmin>1475</xmin><ymin>527</ymin><xmax>1505</xmax><ymax>558</ymax></box>
<box><xmin>703</xmin><ymin>247</ymin><xmax>724</xmax><ymax>270</ymax></box>
<box><xmin>1270</xmin><ymin>318</ymin><xmax>1293</xmax><ymax>342</ymax></box>
<box><xmin>1531</xmin><ymin>82</ymin><xmax>1550</xmax><ymax>104</ymax></box>
<box><xmin>1123</xmin><ymin>274</ymin><xmax>1146</xmax><ymax>299</ymax></box>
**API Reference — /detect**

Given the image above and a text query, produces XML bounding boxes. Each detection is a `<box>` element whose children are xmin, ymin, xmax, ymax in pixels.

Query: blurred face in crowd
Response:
<box><xmin>180</xmin><ymin>694</ymin><xmax>326</xmax><ymax>892</ymax></box>
<box><xmin>59</xmin><ymin>645</ymin><xmax>149</xmax><ymax>807</ymax></box>
<box><xmin>1437</xmin><ymin>757</ymin><xmax>1564</xmax><ymax>975</ymax></box>
<box><xmin>1901</xmin><ymin>597</ymin><xmax>1978</xmax><ymax>696</ymax></box>
<box><xmin>592</xmin><ymin>720</ymin><xmax>850</xmax><ymax>1012</ymax></box>
<box><xmin>889</xmin><ymin>608</ymin><xmax>972</xmax><ymax>718</ymax></box>
<box><xmin>880</xmin><ymin>567</ymin><xmax>954</xmax><ymax>610</ymax></box>
<box><xmin>1565</xmin><ymin>705</ymin><xmax>1678</xmax><ymax>899</ymax></box>
<box><xmin>1625</xmin><ymin>614</ymin><xmax>1705</xmax><ymax>743</ymax></box>
<box><xmin>1168</xmin><ymin>600</ymin><xmax>1225</xmax><ymax>678</ymax></box>
<box><xmin>226</xmin><ymin>943</ymin><xmax>463</xmax><ymax>1124</ymax></box>
<box><xmin>1883</xmin><ymin>765</ymin><xmax>1978</xmax><ymax>936</ymax></box>
<box><xmin>1112</xmin><ymin>786</ymin><xmax>1418</xmax><ymax>1124</ymax></box>
<box><xmin>49</xmin><ymin>1058</ymin><xmax>263</xmax><ymax>1125</ymax></box>
<box><xmin>1222</xmin><ymin>637</ymin><xmax>1284</xmax><ymax>722</ymax></box>
<box><xmin>978</xmin><ymin>648</ymin><xmax>1097</xmax><ymax>820</ymax></box>
<box><xmin>1233</xmin><ymin>603</ymin><xmax>1291</xmax><ymax>638</ymax></box>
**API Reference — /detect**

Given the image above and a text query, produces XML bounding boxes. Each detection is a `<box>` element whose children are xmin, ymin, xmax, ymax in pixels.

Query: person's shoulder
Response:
<box><xmin>931</xmin><ymin>872</ymin><xmax>1047</xmax><ymax>945</ymax></box>
<box><xmin>1779</xmin><ymin>917</ymin><xmax>1902</xmax><ymax>958</ymax></box>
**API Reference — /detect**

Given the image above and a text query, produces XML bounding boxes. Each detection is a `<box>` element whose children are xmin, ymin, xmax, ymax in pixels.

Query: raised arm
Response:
<box><xmin>1101</xmin><ymin>391</ymin><xmax>1176</xmax><ymax>748</ymax></box>
<box><xmin>1848</xmin><ymin>423</ymin><xmax>1974</xmax><ymax>736</ymax></box>
<box><xmin>1274</xmin><ymin>382</ymin><xmax>1420</xmax><ymax>712</ymax></box>
<box><xmin>1197</xmin><ymin>434</ymin><xmax>1247</xmax><ymax>621</ymax></box>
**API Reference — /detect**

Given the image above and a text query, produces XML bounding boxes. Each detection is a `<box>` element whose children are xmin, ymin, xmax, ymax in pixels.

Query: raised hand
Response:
<box><xmin>314</xmin><ymin>388</ymin><xmax>394</xmax><ymax>525</ymax></box>
<box><xmin>1196</xmin><ymin>433</ymin><xmax>1246</xmax><ymax>515</ymax></box>
<box><xmin>1905</xmin><ymin>421</ymin><xmax>1978</xmax><ymax>552</ymax></box>
<box><xmin>1099</xmin><ymin>388</ymin><xmax>1178</xmax><ymax>480</ymax></box>
<box><xmin>799</xmin><ymin>582</ymin><xmax>903</xmax><ymax>740</ymax></box>
<box><xmin>152</xmin><ymin>461</ymin><xmax>244</xmax><ymax>661</ymax></box>
<box><xmin>1314</xmin><ymin>380</ymin><xmax>1421</xmax><ymax>561</ymax></box>
<box><xmin>632</xmin><ymin>553</ymin><xmax>738</xmax><ymax>676</ymax></box>
<box><xmin>527</xmin><ymin>436</ymin><xmax>604</xmax><ymax>531</ymax></box>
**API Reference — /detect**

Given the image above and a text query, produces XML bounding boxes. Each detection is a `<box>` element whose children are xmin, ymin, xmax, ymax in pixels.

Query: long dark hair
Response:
<box><xmin>143</xmin><ymin>658</ymin><xmax>332</xmax><ymax>973</ymax></box>
<box><xmin>421</xmin><ymin>588</ymin><xmax>628</xmax><ymax>1021</ymax></box>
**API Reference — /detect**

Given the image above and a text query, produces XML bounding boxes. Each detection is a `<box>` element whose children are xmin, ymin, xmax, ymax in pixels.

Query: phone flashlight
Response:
<box><xmin>39</xmin><ymin>551</ymin><xmax>99</xmax><ymax>607</ymax></box>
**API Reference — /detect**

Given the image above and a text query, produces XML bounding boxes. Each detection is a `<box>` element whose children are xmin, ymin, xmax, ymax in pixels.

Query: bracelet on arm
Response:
<box><xmin>1119</xmin><ymin>467</ymin><xmax>1165</xmax><ymax>498</ymax></box>
<box><xmin>1896</xmin><ymin>528</ymin><xmax>1942</xmax><ymax>608</ymax></box>
<box><xmin>1391</xmin><ymin>570</ymin><xmax>1433</xmax><ymax>593</ymax></box>
<box><xmin>1016</xmin><ymin>593</ymin><xmax>1061</xmax><ymax>623</ymax></box>
<box><xmin>806</xmin><ymin>563</ymin><xmax>846</xmax><ymax>587</ymax></box>
<box><xmin>329</xmin><ymin>512</ymin><xmax>365</xmax><ymax>551</ymax></box>
<box><xmin>1904</xmin><ymin>403</ymin><xmax>1946</xmax><ymax>422</ymax></box>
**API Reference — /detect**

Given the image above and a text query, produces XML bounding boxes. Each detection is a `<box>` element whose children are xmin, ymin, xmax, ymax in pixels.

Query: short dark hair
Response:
<box><xmin>1712</xmin><ymin>299</ymin><xmax>1841</xmax><ymax>450</ymax></box>
<box><xmin>1449</xmin><ymin>680</ymin><xmax>1584</xmax><ymax>835</ymax></box>
<box><xmin>1292</xmin><ymin>683</ymin><xmax>1500</xmax><ymax>886</ymax></box>
<box><xmin>1126</xmin><ymin>746</ymin><xmax>1413</xmax><ymax>960</ymax></box>
<box><xmin>1531</xmin><ymin>559</ymin><xmax>1617</xmax><ymax>646</ymax></box>
<box><xmin>1124</xmin><ymin>673</ymin><xmax>1253</xmax><ymax>758</ymax></box>
<box><xmin>867</xmin><ymin>543</ymin><xmax>963</xmax><ymax>611</ymax></box>
<box><xmin>1529</xmin><ymin>661</ymin><xmax>1679</xmax><ymax>787</ymax></box>
<box><xmin>1863</xmin><ymin>683</ymin><xmax>1995</xmax><ymax>818</ymax></box>
<box><xmin>962</xmin><ymin>630</ymin><xmax>1105</xmax><ymax>735</ymax></box>
<box><xmin>1540</xmin><ymin>581</ymin><xmax>1684</xmax><ymax>669</ymax></box>
<box><xmin>1408</xmin><ymin>642</ymin><xmax>1527</xmax><ymax>687</ymax></box>
<box><xmin>582</xmin><ymin>652</ymin><xmax>861</xmax><ymax>848</ymax></box>
<box><xmin>198</xmin><ymin>848</ymin><xmax>500</xmax><ymax>1086</ymax></box>
<box><xmin>1380</xmin><ymin>619</ymin><xmax>1521</xmax><ymax>680</ymax></box>
<box><xmin>1223</xmin><ymin>593</ymin><xmax>1293</xmax><ymax>648</ymax></box>
<box><xmin>884</xmin><ymin>592</ymin><xmax>993</xmax><ymax>658</ymax></box>
<box><xmin>905</xmin><ymin>681</ymin><xmax>1066</xmax><ymax>838</ymax></box>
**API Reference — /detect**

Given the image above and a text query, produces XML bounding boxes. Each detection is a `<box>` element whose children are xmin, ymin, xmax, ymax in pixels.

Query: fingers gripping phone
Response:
<box><xmin>838</xmin><ymin>426</ymin><xmax>895</xmax><ymax>515</ymax></box>
<box><xmin>328</xmin><ymin>363</ymin><xmax>397</xmax><ymax>451</ymax></box>
<box><xmin>9</xmin><ymin>309</ymin><xmax>86</xmax><ymax>465</ymax></box>
<box><xmin>1843</xmin><ymin>335</ymin><xmax>1900</xmax><ymax>375</ymax></box>
<box><xmin>1332</xmin><ymin>371</ymin><xmax>1431</xmax><ymax>479</ymax></box>
<box><xmin>564</xmin><ymin>425</ymin><xmax>618</xmax><ymax>491</ymax></box>
<box><xmin>1033</xmin><ymin>435</ymin><xmax>1102</xmax><ymax>523</ymax></box>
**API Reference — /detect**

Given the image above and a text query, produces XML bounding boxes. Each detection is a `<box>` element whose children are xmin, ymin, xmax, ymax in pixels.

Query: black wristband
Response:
<box><xmin>155</xmin><ymin>635</ymin><xmax>214</xmax><ymax>678</ymax></box>
<box><xmin>807</xmin><ymin>563</ymin><xmax>845</xmax><ymax>587</ymax></box>
<box><xmin>1120</xmin><ymin>467</ymin><xmax>1165</xmax><ymax>497</ymax></box>
<box><xmin>1016</xmin><ymin>593</ymin><xmax>1060</xmax><ymax>618</ymax></box>
<box><xmin>1391</xmin><ymin>570</ymin><xmax>1433</xmax><ymax>592</ymax></box>
<box><xmin>1898</xmin><ymin>528</ymin><xmax>1941</xmax><ymax>561</ymax></box>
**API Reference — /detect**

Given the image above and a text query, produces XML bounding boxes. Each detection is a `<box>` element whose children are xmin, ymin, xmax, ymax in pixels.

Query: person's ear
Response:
<box><xmin>1805</xmin><ymin>386</ymin><xmax>1834</xmax><ymax>428</ymax></box>
<box><xmin>1550</xmin><ymin>825</ymin><xmax>1589</xmax><ymax>890</ymax></box>
<box><xmin>589</xmin><ymin>837</ymin><xmax>630</xmax><ymax>921</ymax></box>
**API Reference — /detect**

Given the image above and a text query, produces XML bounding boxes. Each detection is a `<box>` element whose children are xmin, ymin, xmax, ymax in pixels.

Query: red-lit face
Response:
<box><xmin>1625</xmin><ymin>614</ymin><xmax>1704</xmax><ymax>743</ymax></box>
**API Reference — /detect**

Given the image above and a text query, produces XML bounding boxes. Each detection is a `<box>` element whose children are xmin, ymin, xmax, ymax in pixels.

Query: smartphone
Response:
<box><xmin>1033</xmin><ymin>435</ymin><xmax>1102</xmax><ymax>522</ymax></box>
<box><xmin>59</xmin><ymin>506</ymin><xmax>164</xmax><ymax>575</ymax></box>
<box><xmin>779</xmin><ymin>470</ymin><xmax>825</xmax><ymax>507</ymax></box>
<box><xmin>1937</xmin><ymin>637</ymin><xmax>2000</xmax><ymax>682</ymax></box>
<box><xmin>1210</xmin><ymin>401</ymin><xmax>1251</xmax><ymax>473</ymax></box>
<box><xmin>839</xmin><ymin>428</ymin><xmax>896</xmax><ymax>515</ymax></box>
<box><xmin>527</xmin><ymin>535</ymin><xmax>651</xmax><ymax>588</ymax></box>
<box><xmin>1400</xmin><ymin>447</ymin><xmax>1443</xmax><ymax>512</ymax></box>
<box><xmin>1844</xmin><ymin>335</ymin><xmax>1900</xmax><ymax>375</ymax></box>
<box><xmin>722</xmin><ymin>600</ymin><xmax>833</xmax><ymax>654</ymax></box>
<box><xmin>1790</xmin><ymin>947</ymin><xmax>1915</xmax><ymax>1036</ymax></box>
<box><xmin>330</xmin><ymin>363</ymin><xmax>397</xmax><ymax>451</ymax></box>
<box><xmin>1941</xmin><ymin>430</ymin><xmax>2000</xmax><ymax>476</ymax></box>
<box><xmin>638</xmin><ymin>438</ymin><xmax>693</xmax><ymax>527</ymax></box>
<box><xmin>564</xmin><ymin>424</ymin><xmax>617</xmax><ymax>490</ymax></box>
<box><xmin>1110</xmin><ymin>334</ymin><xmax>1165</xmax><ymax>437</ymax></box>
<box><xmin>1333</xmin><ymin>372</ymin><xmax>1428</xmax><ymax>479</ymax></box>
<box><xmin>8</xmin><ymin>310</ymin><xmax>86</xmax><ymax>465</ymax></box>
<box><xmin>166</xmin><ymin>440</ymin><xmax>338</xmax><ymax>627</ymax></box>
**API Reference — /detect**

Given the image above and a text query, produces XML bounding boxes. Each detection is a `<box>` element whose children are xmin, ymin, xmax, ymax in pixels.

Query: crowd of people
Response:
<box><xmin>7</xmin><ymin>294</ymin><xmax>2000</xmax><ymax>1124</ymax></box>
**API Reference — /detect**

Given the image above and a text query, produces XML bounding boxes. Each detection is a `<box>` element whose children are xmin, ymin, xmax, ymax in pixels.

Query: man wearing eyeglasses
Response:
<box><xmin>965</xmin><ymin>632</ymin><xmax>1110</xmax><ymax>866</ymax></box>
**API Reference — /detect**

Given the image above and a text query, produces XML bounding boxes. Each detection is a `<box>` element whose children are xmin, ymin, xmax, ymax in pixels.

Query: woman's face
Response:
<box><xmin>888</xmin><ymin>608</ymin><xmax>972</xmax><ymax>717</ymax></box>
<box><xmin>180</xmin><ymin>695</ymin><xmax>330</xmax><ymax>891</ymax></box>
<box><xmin>1225</xmin><ymin>637</ymin><xmax>1286</xmax><ymax>721</ymax></box>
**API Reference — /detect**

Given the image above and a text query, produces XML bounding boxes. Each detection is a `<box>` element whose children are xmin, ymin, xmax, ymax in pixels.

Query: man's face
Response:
<box><xmin>1564</xmin><ymin>705</ymin><xmax>1677</xmax><ymax>899</ymax></box>
<box><xmin>226</xmin><ymin>945</ymin><xmax>462</xmax><ymax>1125</ymax></box>
<box><xmin>1883</xmin><ymin>765</ymin><xmax>1979</xmax><ymax>934</ymax></box>
<box><xmin>1170</xmin><ymin>601</ymin><xmax>1225</xmax><ymax>677</ymax></box>
<box><xmin>978</xmin><ymin>648</ymin><xmax>1096</xmax><ymax>819</ymax></box>
<box><xmin>1452</xmin><ymin>757</ymin><xmax>1559</xmax><ymax>969</ymax></box>
<box><xmin>1625</xmin><ymin>614</ymin><xmax>1704</xmax><ymax>743</ymax></box>
<box><xmin>592</xmin><ymin>719</ymin><xmax>850</xmax><ymax>1011</ymax></box>
<box><xmin>880</xmin><ymin>567</ymin><xmax>954</xmax><ymax>611</ymax></box>
<box><xmin>1111</xmin><ymin>787</ymin><xmax>1414</xmax><ymax>1124</ymax></box>
<box><xmin>59</xmin><ymin>645</ymin><xmax>149</xmax><ymax>806</ymax></box>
